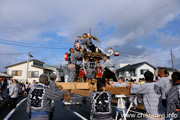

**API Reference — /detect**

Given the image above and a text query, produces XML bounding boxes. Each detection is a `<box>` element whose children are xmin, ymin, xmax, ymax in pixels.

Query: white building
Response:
<box><xmin>5</xmin><ymin>59</ymin><xmax>53</xmax><ymax>83</ymax></box>
<box><xmin>44</xmin><ymin>65</ymin><xmax>60</xmax><ymax>81</ymax></box>
<box><xmin>116</xmin><ymin>62</ymin><xmax>156</xmax><ymax>82</ymax></box>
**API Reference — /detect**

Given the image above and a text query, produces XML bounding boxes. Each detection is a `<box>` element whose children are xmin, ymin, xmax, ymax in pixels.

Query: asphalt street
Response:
<box><xmin>0</xmin><ymin>96</ymin><xmax>26</xmax><ymax>120</ymax></box>
<box><xmin>4</xmin><ymin>95</ymin><xmax>146</xmax><ymax>120</ymax></box>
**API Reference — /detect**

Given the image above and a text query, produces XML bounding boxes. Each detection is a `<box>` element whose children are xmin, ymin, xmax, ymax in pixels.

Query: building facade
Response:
<box><xmin>5</xmin><ymin>59</ymin><xmax>53</xmax><ymax>83</ymax></box>
<box><xmin>116</xmin><ymin>62</ymin><xmax>156</xmax><ymax>82</ymax></box>
<box><xmin>44</xmin><ymin>65</ymin><xmax>60</xmax><ymax>81</ymax></box>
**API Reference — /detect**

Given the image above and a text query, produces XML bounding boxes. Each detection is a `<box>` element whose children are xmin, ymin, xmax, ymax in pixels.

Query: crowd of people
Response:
<box><xmin>0</xmin><ymin>78</ymin><xmax>38</xmax><ymax>109</ymax></box>
<box><xmin>110</xmin><ymin>68</ymin><xmax>180</xmax><ymax>120</ymax></box>
<box><xmin>24</xmin><ymin>69</ymin><xmax>180</xmax><ymax>120</ymax></box>
<box><xmin>1</xmin><ymin>67</ymin><xmax>180</xmax><ymax>120</ymax></box>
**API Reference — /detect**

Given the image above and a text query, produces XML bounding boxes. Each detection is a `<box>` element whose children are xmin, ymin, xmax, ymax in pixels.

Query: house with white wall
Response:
<box><xmin>5</xmin><ymin>59</ymin><xmax>53</xmax><ymax>83</ymax></box>
<box><xmin>116</xmin><ymin>62</ymin><xmax>156</xmax><ymax>82</ymax></box>
<box><xmin>44</xmin><ymin>65</ymin><xmax>60</xmax><ymax>81</ymax></box>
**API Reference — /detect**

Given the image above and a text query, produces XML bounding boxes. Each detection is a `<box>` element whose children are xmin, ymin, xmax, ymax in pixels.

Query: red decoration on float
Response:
<box><xmin>64</xmin><ymin>53</ymin><xmax>68</xmax><ymax>61</ymax></box>
<box><xmin>114</xmin><ymin>52</ymin><xmax>119</xmax><ymax>56</ymax></box>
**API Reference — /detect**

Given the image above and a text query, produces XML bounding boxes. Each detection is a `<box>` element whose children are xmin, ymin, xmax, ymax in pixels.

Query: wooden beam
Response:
<box><xmin>106</xmin><ymin>87</ymin><xmax>130</xmax><ymax>95</ymax></box>
<box><xmin>71</xmin><ymin>89</ymin><xmax>91</xmax><ymax>97</ymax></box>
<box><xmin>71</xmin><ymin>87</ymin><xmax>131</xmax><ymax>97</ymax></box>
<box><xmin>56</xmin><ymin>82</ymin><xmax>91</xmax><ymax>90</ymax></box>
<box><xmin>56</xmin><ymin>82</ymin><xmax>132</xmax><ymax>95</ymax></box>
<box><xmin>71</xmin><ymin>89</ymin><xmax>118</xmax><ymax>104</ymax></box>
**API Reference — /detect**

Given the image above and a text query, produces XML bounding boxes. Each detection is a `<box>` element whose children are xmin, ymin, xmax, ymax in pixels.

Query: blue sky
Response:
<box><xmin>0</xmin><ymin>0</ymin><xmax>180</xmax><ymax>72</ymax></box>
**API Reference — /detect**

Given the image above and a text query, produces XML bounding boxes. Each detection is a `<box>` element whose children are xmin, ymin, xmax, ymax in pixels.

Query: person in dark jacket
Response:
<box><xmin>49</xmin><ymin>73</ymin><xmax>58</xmax><ymax>120</ymax></box>
<box><xmin>27</xmin><ymin>74</ymin><xmax>65</xmax><ymax>120</ymax></box>
<box><xmin>88</xmin><ymin>80</ymin><xmax>113</xmax><ymax>120</ymax></box>
<box><xmin>1</xmin><ymin>78</ymin><xmax>8</xmax><ymax>98</ymax></box>
<box><xmin>166</xmin><ymin>72</ymin><xmax>180</xmax><ymax>120</ymax></box>
<box><xmin>98</xmin><ymin>56</ymin><xmax>117</xmax><ymax>83</ymax></box>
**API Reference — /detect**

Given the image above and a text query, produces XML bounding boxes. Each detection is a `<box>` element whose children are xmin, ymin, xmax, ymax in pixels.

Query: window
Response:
<box><xmin>130</xmin><ymin>70</ymin><xmax>136</xmax><ymax>77</ymax></box>
<box><xmin>28</xmin><ymin>71</ymin><xmax>39</xmax><ymax>78</ymax></box>
<box><xmin>12</xmin><ymin>70</ymin><xmax>22</xmax><ymax>76</ymax></box>
<box><xmin>140</xmin><ymin>69</ymin><xmax>148</xmax><ymax>75</ymax></box>
<box><xmin>33</xmin><ymin>62</ymin><xmax>43</xmax><ymax>67</ymax></box>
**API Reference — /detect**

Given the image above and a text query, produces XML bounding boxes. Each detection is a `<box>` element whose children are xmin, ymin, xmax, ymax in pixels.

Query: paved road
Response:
<box><xmin>0</xmin><ymin>96</ymin><xmax>26</xmax><ymax>120</ymax></box>
<box><xmin>5</xmin><ymin>95</ymin><xmax>146</xmax><ymax>120</ymax></box>
<box><xmin>8</xmin><ymin>99</ymin><xmax>96</xmax><ymax>120</ymax></box>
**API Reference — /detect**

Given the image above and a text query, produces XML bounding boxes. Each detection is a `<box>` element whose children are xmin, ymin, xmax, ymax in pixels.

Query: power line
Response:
<box><xmin>0</xmin><ymin>41</ymin><xmax>69</xmax><ymax>49</ymax></box>
<box><xmin>33</xmin><ymin>54</ymin><xmax>65</xmax><ymax>62</ymax></box>
<box><xmin>103</xmin><ymin>46</ymin><xmax>170</xmax><ymax>58</ymax></box>
<box><xmin>118</xmin><ymin>51</ymin><xmax>169</xmax><ymax>58</ymax></box>
<box><xmin>0</xmin><ymin>53</ymin><xmax>27</xmax><ymax>55</ymax></box>
<box><xmin>109</xmin><ymin>0</ymin><xmax>136</xmax><ymax>24</ymax></box>
<box><xmin>96</xmin><ymin>0</ymin><xmax>175</xmax><ymax>37</ymax></box>
<box><xmin>115</xmin><ymin>0</ymin><xmax>175</xmax><ymax>35</ymax></box>
<box><xmin>95</xmin><ymin>0</ymin><xmax>136</xmax><ymax>36</ymax></box>
<box><xmin>117</xmin><ymin>54</ymin><xmax>157</xmax><ymax>59</ymax></box>
<box><xmin>0</xmin><ymin>39</ymin><xmax>72</xmax><ymax>47</ymax></box>
<box><xmin>117</xmin><ymin>53</ymin><xmax>170</xmax><ymax>60</ymax></box>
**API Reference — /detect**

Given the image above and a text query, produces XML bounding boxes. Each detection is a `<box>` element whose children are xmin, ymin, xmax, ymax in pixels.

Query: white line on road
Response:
<box><xmin>3</xmin><ymin>108</ymin><xmax>15</xmax><ymax>120</ymax></box>
<box><xmin>73</xmin><ymin>112</ymin><xmax>88</xmax><ymax>120</ymax></box>
<box><xmin>4</xmin><ymin>98</ymin><xmax>27</xmax><ymax>120</ymax></box>
<box><xmin>16</xmin><ymin>98</ymin><xmax>27</xmax><ymax>108</ymax></box>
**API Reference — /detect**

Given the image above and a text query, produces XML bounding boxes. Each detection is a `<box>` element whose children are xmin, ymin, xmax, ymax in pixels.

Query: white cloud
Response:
<box><xmin>156</xmin><ymin>33</ymin><xmax>180</xmax><ymax>48</ymax></box>
<box><xmin>0</xmin><ymin>0</ymin><xmax>180</xmax><ymax>70</ymax></box>
<box><xmin>0</xmin><ymin>0</ymin><xmax>178</xmax><ymax>42</ymax></box>
<box><xmin>56</xmin><ymin>31</ymin><xmax>69</xmax><ymax>37</ymax></box>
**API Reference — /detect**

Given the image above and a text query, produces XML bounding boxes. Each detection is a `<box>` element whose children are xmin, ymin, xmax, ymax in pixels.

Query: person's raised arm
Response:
<box><xmin>129</xmin><ymin>84</ymin><xmax>149</xmax><ymax>95</ymax></box>
<box><xmin>46</xmin><ymin>86</ymin><xmax>66</xmax><ymax>100</ymax></box>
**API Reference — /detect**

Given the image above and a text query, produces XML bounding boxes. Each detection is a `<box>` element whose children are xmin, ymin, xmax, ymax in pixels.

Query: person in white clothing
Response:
<box><xmin>111</xmin><ymin>77</ymin><xmax>127</xmax><ymax>87</ymax></box>
<box><xmin>10</xmin><ymin>80</ymin><xmax>19</xmax><ymax>109</ymax></box>
<box><xmin>30</xmin><ymin>80</ymin><xmax>37</xmax><ymax>88</ymax></box>
<box><xmin>62</xmin><ymin>64</ymin><xmax>69</xmax><ymax>82</ymax></box>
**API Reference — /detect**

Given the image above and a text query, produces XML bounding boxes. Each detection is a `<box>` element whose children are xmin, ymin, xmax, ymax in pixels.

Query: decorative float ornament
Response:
<box><xmin>64</xmin><ymin>53</ymin><xmax>69</xmax><ymax>61</ymax></box>
<box><xmin>95</xmin><ymin>67</ymin><xmax>103</xmax><ymax>78</ymax></box>
<box><xmin>107</xmin><ymin>47</ymin><xmax>114</xmax><ymax>56</ymax></box>
<box><xmin>107</xmin><ymin>47</ymin><xmax>119</xmax><ymax>56</ymax></box>
<box><xmin>114</xmin><ymin>52</ymin><xmax>119</xmax><ymax>56</ymax></box>
<box><xmin>74</xmin><ymin>40</ymin><xmax>80</xmax><ymax>51</ymax></box>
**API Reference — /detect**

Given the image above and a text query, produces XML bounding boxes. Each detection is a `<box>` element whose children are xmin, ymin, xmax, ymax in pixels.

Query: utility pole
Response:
<box><xmin>26</xmin><ymin>51</ymin><xmax>30</xmax><ymax>83</ymax></box>
<box><xmin>90</xmin><ymin>28</ymin><xmax>91</xmax><ymax>35</ymax></box>
<box><xmin>170</xmin><ymin>49</ymin><xmax>174</xmax><ymax>72</ymax></box>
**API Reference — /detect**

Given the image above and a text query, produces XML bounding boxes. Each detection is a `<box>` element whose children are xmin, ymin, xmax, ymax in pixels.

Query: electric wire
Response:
<box><xmin>0</xmin><ymin>39</ymin><xmax>71</xmax><ymax>47</ymax></box>
<box><xmin>0</xmin><ymin>41</ymin><xmax>69</xmax><ymax>49</ymax></box>
<box><xmin>115</xmin><ymin>0</ymin><xmax>175</xmax><ymax>35</ymax></box>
